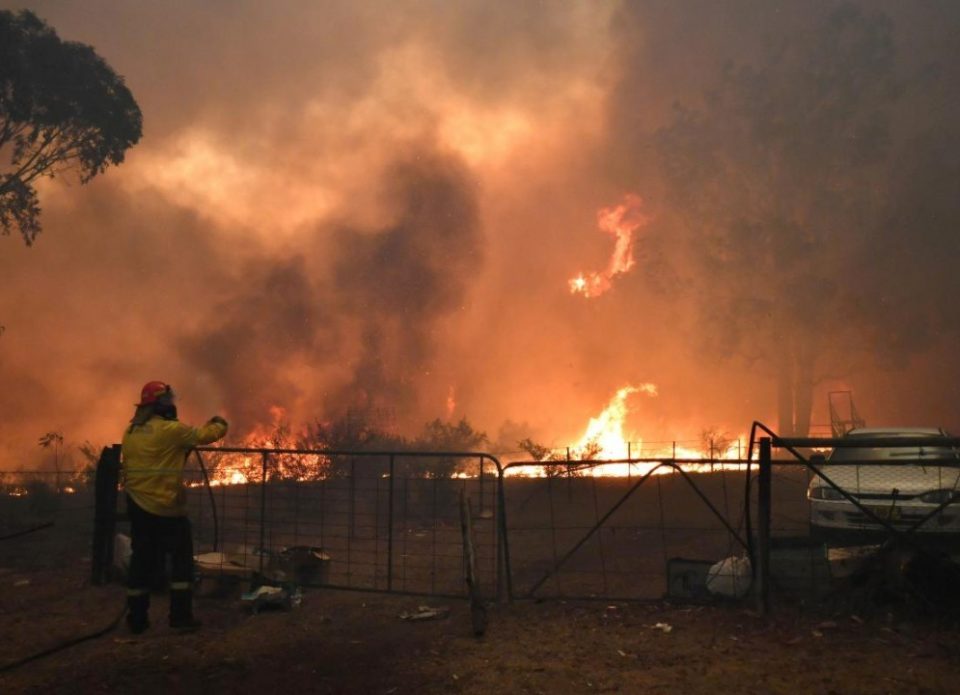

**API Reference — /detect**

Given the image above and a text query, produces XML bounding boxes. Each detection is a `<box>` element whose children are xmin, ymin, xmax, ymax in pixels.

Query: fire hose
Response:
<box><xmin>0</xmin><ymin>605</ymin><xmax>129</xmax><ymax>674</ymax></box>
<box><xmin>0</xmin><ymin>522</ymin><xmax>54</xmax><ymax>541</ymax></box>
<box><xmin>0</xmin><ymin>450</ymin><xmax>219</xmax><ymax>674</ymax></box>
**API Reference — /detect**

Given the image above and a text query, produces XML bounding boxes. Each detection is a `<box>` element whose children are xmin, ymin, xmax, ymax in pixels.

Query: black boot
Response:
<box><xmin>126</xmin><ymin>593</ymin><xmax>150</xmax><ymax>634</ymax></box>
<box><xmin>169</xmin><ymin>589</ymin><xmax>201</xmax><ymax>631</ymax></box>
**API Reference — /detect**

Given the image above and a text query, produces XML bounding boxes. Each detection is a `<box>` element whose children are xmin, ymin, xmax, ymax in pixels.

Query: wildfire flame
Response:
<box><xmin>508</xmin><ymin>383</ymin><xmax>747</xmax><ymax>478</ymax></box>
<box><xmin>571</xmin><ymin>384</ymin><xmax>657</xmax><ymax>459</ymax></box>
<box><xmin>186</xmin><ymin>386</ymin><xmax>746</xmax><ymax>487</ymax></box>
<box><xmin>197</xmin><ymin>404</ymin><xmax>332</xmax><ymax>487</ymax></box>
<box><xmin>569</xmin><ymin>193</ymin><xmax>648</xmax><ymax>298</ymax></box>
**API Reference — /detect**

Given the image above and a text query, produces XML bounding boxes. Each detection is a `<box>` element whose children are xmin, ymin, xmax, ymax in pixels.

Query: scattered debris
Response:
<box><xmin>195</xmin><ymin>551</ymin><xmax>256</xmax><ymax>577</ymax></box>
<box><xmin>194</xmin><ymin>551</ymin><xmax>255</xmax><ymax>596</ymax></box>
<box><xmin>648</xmin><ymin>622</ymin><xmax>673</xmax><ymax>633</ymax></box>
<box><xmin>241</xmin><ymin>584</ymin><xmax>302</xmax><ymax>613</ymax></box>
<box><xmin>828</xmin><ymin>545</ymin><xmax>880</xmax><ymax>579</ymax></box>
<box><xmin>13</xmin><ymin>579</ymin><xmax>30</xmax><ymax>587</ymax></box>
<box><xmin>399</xmin><ymin>605</ymin><xmax>451</xmax><ymax>621</ymax></box>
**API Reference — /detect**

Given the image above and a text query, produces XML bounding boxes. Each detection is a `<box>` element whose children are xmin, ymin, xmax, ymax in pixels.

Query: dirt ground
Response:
<box><xmin>2</xmin><ymin>562</ymin><xmax>960</xmax><ymax>694</ymax></box>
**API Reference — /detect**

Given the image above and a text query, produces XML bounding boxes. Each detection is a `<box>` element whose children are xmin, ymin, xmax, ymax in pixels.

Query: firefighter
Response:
<box><xmin>121</xmin><ymin>380</ymin><xmax>228</xmax><ymax>633</ymax></box>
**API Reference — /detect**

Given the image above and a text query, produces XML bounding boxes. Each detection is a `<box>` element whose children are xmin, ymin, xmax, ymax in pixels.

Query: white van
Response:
<box><xmin>807</xmin><ymin>427</ymin><xmax>960</xmax><ymax>541</ymax></box>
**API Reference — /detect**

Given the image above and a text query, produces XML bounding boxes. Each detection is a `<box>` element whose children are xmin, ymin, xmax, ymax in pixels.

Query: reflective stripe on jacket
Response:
<box><xmin>121</xmin><ymin>415</ymin><xmax>227</xmax><ymax>516</ymax></box>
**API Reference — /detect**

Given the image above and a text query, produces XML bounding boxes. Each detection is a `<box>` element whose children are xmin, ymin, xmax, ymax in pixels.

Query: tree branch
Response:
<box><xmin>1</xmin><ymin>126</ymin><xmax>70</xmax><ymax>190</ymax></box>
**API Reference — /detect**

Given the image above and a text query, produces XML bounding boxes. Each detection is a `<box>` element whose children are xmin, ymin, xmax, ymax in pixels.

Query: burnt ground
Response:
<box><xmin>4</xmin><ymin>470</ymin><xmax>960</xmax><ymax>693</ymax></box>
<box><xmin>2</xmin><ymin>561</ymin><xmax>960</xmax><ymax>694</ymax></box>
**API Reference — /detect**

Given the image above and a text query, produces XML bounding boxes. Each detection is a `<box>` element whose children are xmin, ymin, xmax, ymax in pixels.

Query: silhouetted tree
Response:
<box><xmin>38</xmin><ymin>430</ymin><xmax>64</xmax><ymax>490</ymax></box>
<box><xmin>0</xmin><ymin>10</ymin><xmax>142</xmax><ymax>244</ymax></box>
<box><xmin>653</xmin><ymin>4</ymin><xmax>899</xmax><ymax>435</ymax></box>
<box><xmin>301</xmin><ymin>410</ymin><xmax>406</xmax><ymax>479</ymax></box>
<box><xmin>409</xmin><ymin>417</ymin><xmax>488</xmax><ymax>478</ymax></box>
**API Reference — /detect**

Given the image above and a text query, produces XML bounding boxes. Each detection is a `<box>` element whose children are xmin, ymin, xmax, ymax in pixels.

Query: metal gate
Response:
<box><xmin>497</xmin><ymin>459</ymin><xmax>750</xmax><ymax>601</ymax></box>
<box><xmin>94</xmin><ymin>447</ymin><xmax>505</xmax><ymax>601</ymax></box>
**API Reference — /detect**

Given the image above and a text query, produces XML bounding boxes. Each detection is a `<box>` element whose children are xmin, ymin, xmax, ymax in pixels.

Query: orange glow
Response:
<box><xmin>569</xmin><ymin>194</ymin><xmax>648</xmax><ymax>298</ymax></box>
<box><xmin>127</xmin><ymin>130</ymin><xmax>337</xmax><ymax>236</ymax></box>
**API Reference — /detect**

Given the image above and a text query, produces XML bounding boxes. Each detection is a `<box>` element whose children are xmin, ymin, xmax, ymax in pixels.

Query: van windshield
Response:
<box><xmin>829</xmin><ymin>444</ymin><xmax>960</xmax><ymax>463</ymax></box>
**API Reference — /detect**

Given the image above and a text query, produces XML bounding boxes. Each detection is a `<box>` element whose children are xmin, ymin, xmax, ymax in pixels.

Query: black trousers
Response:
<box><xmin>126</xmin><ymin>495</ymin><xmax>194</xmax><ymax>593</ymax></box>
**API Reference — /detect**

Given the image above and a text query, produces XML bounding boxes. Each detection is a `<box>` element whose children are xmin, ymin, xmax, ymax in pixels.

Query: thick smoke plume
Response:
<box><xmin>1</xmin><ymin>1</ymin><xmax>960</xmax><ymax>468</ymax></box>
<box><xmin>328</xmin><ymin>151</ymin><xmax>481</xmax><ymax>422</ymax></box>
<box><xmin>176</xmin><ymin>148</ymin><xmax>481</xmax><ymax>434</ymax></box>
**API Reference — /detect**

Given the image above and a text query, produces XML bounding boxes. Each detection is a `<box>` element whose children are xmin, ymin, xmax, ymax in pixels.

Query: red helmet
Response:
<box><xmin>136</xmin><ymin>381</ymin><xmax>174</xmax><ymax>406</ymax></box>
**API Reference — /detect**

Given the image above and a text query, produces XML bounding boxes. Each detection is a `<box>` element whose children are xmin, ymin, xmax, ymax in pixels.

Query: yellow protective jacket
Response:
<box><xmin>121</xmin><ymin>415</ymin><xmax>228</xmax><ymax>517</ymax></box>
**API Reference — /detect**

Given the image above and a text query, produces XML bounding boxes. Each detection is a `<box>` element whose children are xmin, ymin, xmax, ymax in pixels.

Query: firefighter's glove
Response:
<box><xmin>209</xmin><ymin>415</ymin><xmax>228</xmax><ymax>428</ymax></box>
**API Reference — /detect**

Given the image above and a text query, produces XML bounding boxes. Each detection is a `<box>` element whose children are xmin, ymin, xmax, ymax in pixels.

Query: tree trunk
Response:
<box><xmin>776</xmin><ymin>340</ymin><xmax>817</xmax><ymax>438</ymax></box>
<box><xmin>794</xmin><ymin>342</ymin><xmax>816</xmax><ymax>437</ymax></box>
<box><xmin>777</xmin><ymin>347</ymin><xmax>795</xmax><ymax>437</ymax></box>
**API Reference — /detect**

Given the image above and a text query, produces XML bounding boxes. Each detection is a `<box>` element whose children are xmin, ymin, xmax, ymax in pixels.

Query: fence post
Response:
<box><xmin>496</xmin><ymin>467</ymin><xmax>513</xmax><ymax>602</ymax></box>
<box><xmin>349</xmin><ymin>458</ymin><xmax>357</xmax><ymax>539</ymax></box>
<box><xmin>259</xmin><ymin>451</ymin><xmax>268</xmax><ymax>575</ymax></box>
<box><xmin>478</xmin><ymin>457</ymin><xmax>485</xmax><ymax>513</ymax></box>
<box><xmin>756</xmin><ymin>437</ymin><xmax>772</xmax><ymax>615</ymax></box>
<box><xmin>387</xmin><ymin>454</ymin><xmax>395</xmax><ymax>591</ymax></box>
<box><xmin>91</xmin><ymin>444</ymin><xmax>121</xmax><ymax>585</ymax></box>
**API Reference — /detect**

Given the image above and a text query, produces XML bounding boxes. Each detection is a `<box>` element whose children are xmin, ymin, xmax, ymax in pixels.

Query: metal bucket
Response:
<box><xmin>279</xmin><ymin>546</ymin><xmax>331</xmax><ymax>586</ymax></box>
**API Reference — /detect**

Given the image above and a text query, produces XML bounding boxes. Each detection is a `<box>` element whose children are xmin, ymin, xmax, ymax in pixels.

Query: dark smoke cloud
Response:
<box><xmin>174</xmin><ymin>147</ymin><xmax>481</xmax><ymax>433</ymax></box>
<box><xmin>178</xmin><ymin>256</ymin><xmax>328</xmax><ymax>433</ymax></box>
<box><xmin>328</xmin><ymin>149</ymin><xmax>482</xmax><ymax>420</ymax></box>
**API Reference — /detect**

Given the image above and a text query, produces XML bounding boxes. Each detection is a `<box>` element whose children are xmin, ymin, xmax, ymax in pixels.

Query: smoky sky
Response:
<box><xmin>2</xmin><ymin>0</ymin><xmax>960</xmax><ymax>468</ymax></box>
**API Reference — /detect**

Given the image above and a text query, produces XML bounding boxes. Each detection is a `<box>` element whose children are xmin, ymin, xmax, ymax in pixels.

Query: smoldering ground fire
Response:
<box><xmin>1</xmin><ymin>1</ymin><xmax>960</xmax><ymax>473</ymax></box>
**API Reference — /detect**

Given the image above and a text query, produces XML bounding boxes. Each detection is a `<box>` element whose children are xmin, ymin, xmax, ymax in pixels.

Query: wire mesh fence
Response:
<box><xmin>0</xmin><ymin>471</ymin><xmax>95</xmax><ymax>571</ymax></box>
<box><xmin>165</xmin><ymin>450</ymin><xmax>502</xmax><ymax>600</ymax></box>
<box><xmin>11</xmin><ymin>430</ymin><xmax>960</xmax><ymax>614</ymax></box>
